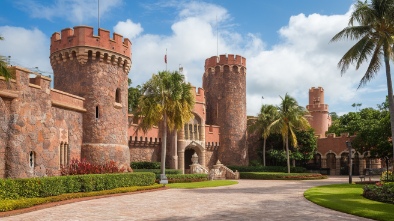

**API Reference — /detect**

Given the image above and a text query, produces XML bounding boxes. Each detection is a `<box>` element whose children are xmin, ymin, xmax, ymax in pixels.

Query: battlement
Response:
<box><xmin>205</xmin><ymin>54</ymin><xmax>246</xmax><ymax>69</ymax></box>
<box><xmin>50</xmin><ymin>26</ymin><xmax>131</xmax><ymax>57</ymax></box>
<box><xmin>309</xmin><ymin>86</ymin><xmax>325</xmax><ymax>105</ymax></box>
<box><xmin>191</xmin><ymin>86</ymin><xmax>205</xmax><ymax>103</ymax></box>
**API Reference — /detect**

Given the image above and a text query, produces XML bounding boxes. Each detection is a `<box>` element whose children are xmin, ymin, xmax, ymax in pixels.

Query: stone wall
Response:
<box><xmin>0</xmin><ymin>67</ymin><xmax>84</xmax><ymax>178</ymax></box>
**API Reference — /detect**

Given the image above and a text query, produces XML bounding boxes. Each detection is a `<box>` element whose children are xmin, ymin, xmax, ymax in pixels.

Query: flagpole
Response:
<box><xmin>166</xmin><ymin>48</ymin><xmax>168</xmax><ymax>71</ymax></box>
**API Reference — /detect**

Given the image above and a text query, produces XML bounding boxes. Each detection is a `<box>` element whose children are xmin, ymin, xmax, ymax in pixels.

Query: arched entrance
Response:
<box><xmin>178</xmin><ymin>141</ymin><xmax>206</xmax><ymax>174</ymax></box>
<box><xmin>184</xmin><ymin>148</ymin><xmax>196</xmax><ymax>173</ymax></box>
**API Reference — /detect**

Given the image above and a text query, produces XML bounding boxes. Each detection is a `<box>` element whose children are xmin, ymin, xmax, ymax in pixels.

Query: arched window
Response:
<box><xmin>115</xmin><ymin>88</ymin><xmax>121</xmax><ymax>103</ymax></box>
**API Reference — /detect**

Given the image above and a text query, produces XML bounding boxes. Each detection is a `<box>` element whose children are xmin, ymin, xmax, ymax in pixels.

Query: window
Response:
<box><xmin>29</xmin><ymin>151</ymin><xmax>35</xmax><ymax>168</ymax></box>
<box><xmin>59</xmin><ymin>142</ymin><xmax>69</xmax><ymax>167</ymax></box>
<box><xmin>115</xmin><ymin>88</ymin><xmax>121</xmax><ymax>103</ymax></box>
<box><xmin>96</xmin><ymin>106</ymin><xmax>99</xmax><ymax>119</ymax></box>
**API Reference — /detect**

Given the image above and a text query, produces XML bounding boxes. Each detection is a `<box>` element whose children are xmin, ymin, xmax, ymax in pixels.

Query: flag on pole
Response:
<box><xmin>164</xmin><ymin>54</ymin><xmax>167</xmax><ymax>64</ymax></box>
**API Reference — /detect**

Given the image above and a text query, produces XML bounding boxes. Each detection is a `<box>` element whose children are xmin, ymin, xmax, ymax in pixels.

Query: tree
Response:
<box><xmin>269</xmin><ymin>94</ymin><xmax>311</xmax><ymax>173</ymax></box>
<box><xmin>0</xmin><ymin>36</ymin><xmax>11</xmax><ymax>80</ymax></box>
<box><xmin>135</xmin><ymin>70</ymin><xmax>194</xmax><ymax>178</ymax></box>
<box><xmin>248</xmin><ymin>104</ymin><xmax>278</xmax><ymax>166</ymax></box>
<box><xmin>292</xmin><ymin>128</ymin><xmax>317</xmax><ymax>166</ymax></box>
<box><xmin>330</xmin><ymin>0</ymin><xmax>394</xmax><ymax>168</ymax></box>
<box><xmin>127</xmin><ymin>79</ymin><xmax>141</xmax><ymax>113</ymax></box>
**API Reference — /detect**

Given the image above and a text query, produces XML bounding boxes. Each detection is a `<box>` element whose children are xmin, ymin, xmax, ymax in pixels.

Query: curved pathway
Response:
<box><xmin>2</xmin><ymin>176</ymin><xmax>372</xmax><ymax>221</ymax></box>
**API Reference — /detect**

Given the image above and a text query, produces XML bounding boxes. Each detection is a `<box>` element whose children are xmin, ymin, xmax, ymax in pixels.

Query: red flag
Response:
<box><xmin>164</xmin><ymin>54</ymin><xmax>167</xmax><ymax>64</ymax></box>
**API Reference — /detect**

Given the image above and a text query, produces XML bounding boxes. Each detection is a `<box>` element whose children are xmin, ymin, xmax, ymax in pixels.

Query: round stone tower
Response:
<box><xmin>202</xmin><ymin>54</ymin><xmax>248</xmax><ymax>166</ymax></box>
<box><xmin>306</xmin><ymin>87</ymin><xmax>331</xmax><ymax>138</ymax></box>
<box><xmin>50</xmin><ymin>26</ymin><xmax>132</xmax><ymax>169</ymax></box>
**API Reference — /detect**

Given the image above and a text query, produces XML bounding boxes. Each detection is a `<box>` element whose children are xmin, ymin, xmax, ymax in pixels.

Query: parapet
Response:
<box><xmin>50</xmin><ymin>26</ymin><xmax>131</xmax><ymax>58</ymax></box>
<box><xmin>205</xmin><ymin>54</ymin><xmax>246</xmax><ymax>69</ymax></box>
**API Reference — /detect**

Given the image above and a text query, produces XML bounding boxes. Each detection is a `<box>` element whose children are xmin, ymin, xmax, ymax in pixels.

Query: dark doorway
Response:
<box><xmin>184</xmin><ymin>148</ymin><xmax>195</xmax><ymax>171</ymax></box>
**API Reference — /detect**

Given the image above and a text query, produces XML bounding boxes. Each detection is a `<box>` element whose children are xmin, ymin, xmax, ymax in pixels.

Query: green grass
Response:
<box><xmin>304</xmin><ymin>184</ymin><xmax>394</xmax><ymax>221</ymax></box>
<box><xmin>0</xmin><ymin>184</ymin><xmax>162</xmax><ymax>212</ymax></box>
<box><xmin>167</xmin><ymin>180</ymin><xmax>238</xmax><ymax>189</ymax></box>
<box><xmin>240</xmin><ymin>172</ymin><xmax>326</xmax><ymax>180</ymax></box>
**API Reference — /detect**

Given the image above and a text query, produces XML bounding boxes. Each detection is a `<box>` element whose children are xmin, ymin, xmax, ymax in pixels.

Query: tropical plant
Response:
<box><xmin>0</xmin><ymin>35</ymin><xmax>11</xmax><ymax>80</ymax></box>
<box><xmin>248</xmin><ymin>104</ymin><xmax>278</xmax><ymax>166</ymax></box>
<box><xmin>330</xmin><ymin>0</ymin><xmax>394</xmax><ymax>167</ymax></box>
<box><xmin>135</xmin><ymin>70</ymin><xmax>194</xmax><ymax>177</ymax></box>
<box><xmin>269</xmin><ymin>94</ymin><xmax>311</xmax><ymax>173</ymax></box>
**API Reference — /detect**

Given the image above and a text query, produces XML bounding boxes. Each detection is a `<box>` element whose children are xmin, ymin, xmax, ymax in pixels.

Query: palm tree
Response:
<box><xmin>248</xmin><ymin>104</ymin><xmax>278</xmax><ymax>166</ymax></box>
<box><xmin>136</xmin><ymin>70</ymin><xmax>194</xmax><ymax>180</ymax></box>
<box><xmin>330</xmin><ymin>0</ymin><xmax>394</xmax><ymax>166</ymax></box>
<box><xmin>0</xmin><ymin>35</ymin><xmax>11</xmax><ymax>80</ymax></box>
<box><xmin>269</xmin><ymin>94</ymin><xmax>310</xmax><ymax>173</ymax></box>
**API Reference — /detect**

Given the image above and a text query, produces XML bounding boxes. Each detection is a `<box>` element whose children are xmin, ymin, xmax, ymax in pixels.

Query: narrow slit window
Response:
<box><xmin>29</xmin><ymin>151</ymin><xmax>35</xmax><ymax>168</ymax></box>
<box><xmin>115</xmin><ymin>88</ymin><xmax>121</xmax><ymax>103</ymax></box>
<box><xmin>96</xmin><ymin>106</ymin><xmax>99</xmax><ymax>119</ymax></box>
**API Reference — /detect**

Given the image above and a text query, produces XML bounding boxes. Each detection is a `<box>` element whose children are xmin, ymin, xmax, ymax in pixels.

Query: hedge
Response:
<box><xmin>131</xmin><ymin>161</ymin><xmax>161</xmax><ymax>169</ymax></box>
<box><xmin>240</xmin><ymin>172</ymin><xmax>326</xmax><ymax>180</ymax></box>
<box><xmin>227</xmin><ymin>165</ymin><xmax>307</xmax><ymax>173</ymax></box>
<box><xmin>133</xmin><ymin>169</ymin><xmax>182</xmax><ymax>179</ymax></box>
<box><xmin>0</xmin><ymin>184</ymin><xmax>162</xmax><ymax>212</ymax></box>
<box><xmin>0</xmin><ymin>172</ymin><xmax>155</xmax><ymax>200</ymax></box>
<box><xmin>166</xmin><ymin>174</ymin><xmax>208</xmax><ymax>183</ymax></box>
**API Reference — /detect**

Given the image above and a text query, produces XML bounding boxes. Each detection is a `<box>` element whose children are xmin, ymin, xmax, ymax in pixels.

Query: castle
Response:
<box><xmin>0</xmin><ymin>26</ymin><xmax>248</xmax><ymax>178</ymax></box>
<box><xmin>0</xmin><ymin>26</ymin><xmax>381</xmax><ymax>179</ymax></box>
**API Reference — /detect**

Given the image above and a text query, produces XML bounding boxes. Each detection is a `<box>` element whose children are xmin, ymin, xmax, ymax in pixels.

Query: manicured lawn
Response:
<box><xmin>167</xmin><ymin>180</ymin><xmax>238</xmax><ymax>189</ymax></box>
<box><xmin>304</xmin><ymin>184</ymin><xmax>394</xmax><ymax>221</ymax></box>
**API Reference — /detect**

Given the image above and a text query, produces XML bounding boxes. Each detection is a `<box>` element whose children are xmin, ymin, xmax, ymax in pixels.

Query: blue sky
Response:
<box><xmin>0</xmin><ymin>0</ymin><xmax>388</xmax><ymax>116</ymax></box>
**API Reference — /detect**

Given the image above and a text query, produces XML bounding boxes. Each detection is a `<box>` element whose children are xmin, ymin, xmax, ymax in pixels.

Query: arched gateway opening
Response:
<box><xmin>178</xmin><ymin>141</ymin><xmax>206</xmax><ymax>174</ymax></box>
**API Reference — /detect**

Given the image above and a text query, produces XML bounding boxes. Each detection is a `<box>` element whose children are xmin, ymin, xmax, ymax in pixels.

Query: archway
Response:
<box><xmin>184</xmin><ymin>148</ymin><xmax>195</xmax><ymax>173</ymax></box>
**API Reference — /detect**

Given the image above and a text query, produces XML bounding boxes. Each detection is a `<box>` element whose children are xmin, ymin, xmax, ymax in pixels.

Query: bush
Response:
<box><xmin>240</xmin><ymin>172</ymin><xmax>326</xmax><ymax>180</ymax></box>
<box><xmin>131</xmin><ymin>161</ymin><xmax>161</xmax><ymax>169</ymax></box>
<box><xmin>227</xmin><ymin>165</ymin><xmax>306</xmax><ymax>173</ymax></box>
<box><xmin>363</xmin><ymin>182</ymin><xmax>394</xmax><ymax>204</ymax></box>
<box><xmin>133</xmin><ymin>169</ymin><xmax>182</xmax><ymax>179</ymax></box>
<box><xmin>166</xmin><ymin>174</ymin><xmax>208</xmax><ymax>183</ymax></box>
<box><xmin>0</xmin><ymin>172</ymin><xmax>155</xmax><ymax>200</ymax></box>
<box><xmin>380</xmin><ymin>171</ymin><xmax>394</xmax><ymax>181</ymax></box>
<box><xmin>61</xmin><ymin>158</ymin><xmax>125</xmax><ymax>175</ymax></box>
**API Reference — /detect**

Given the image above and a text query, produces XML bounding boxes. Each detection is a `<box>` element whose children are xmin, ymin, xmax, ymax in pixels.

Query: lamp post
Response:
<box><xmin>346</xmin><ymin>141</ymin><xmax>352</xmax><ymax>184</ymax></box>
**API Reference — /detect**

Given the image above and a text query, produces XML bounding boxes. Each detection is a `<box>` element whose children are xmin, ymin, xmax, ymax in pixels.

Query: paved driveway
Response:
<box><xmin>2</xmin><ymin>176</ymin><xmax>372</xmax><ymax>221</ymax></box>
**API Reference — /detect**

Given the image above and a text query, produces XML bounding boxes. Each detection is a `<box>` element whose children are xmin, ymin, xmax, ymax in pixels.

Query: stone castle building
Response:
<box><xmin>0</xmin><ymin>26</ymin><xmax>248</xmax><ymax>178</ymax></box>
<box><xmin>306</xmin><ymin>87</ymin><xmax>381</xmax><ymax>175</ymax></box>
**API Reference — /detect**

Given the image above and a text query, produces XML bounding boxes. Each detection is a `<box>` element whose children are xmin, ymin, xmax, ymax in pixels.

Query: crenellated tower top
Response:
<box><xmin>50</xmin><ymin>26</ymin><xmax>132</xmax><ymax>72</ymax></box>
<box><xmin>205</xmin><ymin>54</ymin><xmax>246</xmax><ymax>70</ymax></box>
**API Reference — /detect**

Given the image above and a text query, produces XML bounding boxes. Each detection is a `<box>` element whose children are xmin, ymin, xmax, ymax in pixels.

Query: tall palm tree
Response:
<box><xmin>0</xmin><ymin>35</ymin><xmax>11</xmax><ymax>80</ymax></box>
<box><xmin>136</xmin><ymin>70</ymin><xmax>194</xmax><ymax>179</ymax></box>
<box><xmin>269</xmin><ymin>94</ymin><xmax>310</xmax><ymax>173</ymax></box>
<box><xmin>330</xmin><ymin>0</ymin><xmax>394</xmax><ymax>165</ymax></box>
<box><xmin>248</xmin><ymin>104</ymin><xmax>278</xmax><ymax>166</ymax></box>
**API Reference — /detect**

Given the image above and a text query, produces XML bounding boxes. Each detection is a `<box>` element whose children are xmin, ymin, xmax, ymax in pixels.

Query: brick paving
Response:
<box><xmin>2</xmin><ymin>176</ymin><xmax>373</xmax><ymax>221</ymax></box>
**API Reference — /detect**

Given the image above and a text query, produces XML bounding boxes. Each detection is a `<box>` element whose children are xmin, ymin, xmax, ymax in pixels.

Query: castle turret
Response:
<box><xmin>50</xmin><ymin>26</ymin><xmax>132</xmax><ymax>169</ymax></box>
<box><xmin>202</xmin><ymin>54</ymin><xmax>248</xmax><ymax>166</ymax></box>
<box><xmin>306</xmin><ymin>87</ymin><xmax>331</xmax><ymax>138</ymax></box>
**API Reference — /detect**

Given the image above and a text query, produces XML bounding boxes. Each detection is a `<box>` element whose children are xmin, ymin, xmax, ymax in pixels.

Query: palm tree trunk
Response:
<box><xmin>286</xmin><ymin>136</ymin><xmax>290</xmax><ymax>173</ymax></box>
<box><xmin>383</xmin><ymin>52</ymin><xmax>394</xmax><ymax>172</ymax></box>
<box><xmin>263</xmin><ymin>138</ymin><xmax>267</xmax><ymax>166</ymax></box>
<box><xmin>161</xmin><ymin>113</ymin><xmax>167</xmax><ymax>175</ymax></box>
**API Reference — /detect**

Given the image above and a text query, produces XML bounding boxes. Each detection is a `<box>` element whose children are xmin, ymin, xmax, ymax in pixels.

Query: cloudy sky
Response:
<box><xmin>0</xmin><ymin>0</ymin><xmax>389</xmax><ymax>116</ymax></box>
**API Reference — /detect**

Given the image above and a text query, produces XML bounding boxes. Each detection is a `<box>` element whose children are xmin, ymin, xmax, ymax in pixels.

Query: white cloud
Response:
<box><xmin>114</xmin><ymin>19</ymin><xmax>144</xmax><ymax>40</ymax></box>
<box><xmin>0</xmin><ymin>26</ymin><xmax>50</xmax><ymax>74</ymax></box>
<box><xmin>16</xmin><ymin>0</ymin><xmax>122</xmax><ymax>24</ymax></box>
<box><xmin>126</xmin><ymin>1</ymin><xmax>384</xmax><ymax>116</ymax></box>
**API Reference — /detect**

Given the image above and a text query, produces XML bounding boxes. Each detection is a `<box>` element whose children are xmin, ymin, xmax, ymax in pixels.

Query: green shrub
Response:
<box><xmin>0</xmin><ymin>172</ymin><xmax>155</xmax><ymax>200</ymax></box>
<box><xmin>380</xmin><ymin>171</ymin><xmax>394</xmax><ymax>181</ymax></box>
<box><xmin>166</xmin><ymin>174</ymin><xmax>208</xmax><ymax>183</ymax></box>
<box><xmin>240</xmin><ymin>172</ymin><xmax>326</xmax><ymax>180</ymax></box>
<box><xmin>131</xmin><ymin>161</ymin><xmax>161</xmax><ymax>169</ymax></box>
<box><xmin>363</xmin><ymin>182</ymin><xmax>394</xmax><ymax>204</ymax></box>
<box><xmin>227</xmin><ymin>165</ymin><xmax>306</xmax><ymax>173</ymax></box>
<box><xmin>133</xmin><ymin>169</ymin><xmax>182</xmax><ymax>179</ymax></box>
